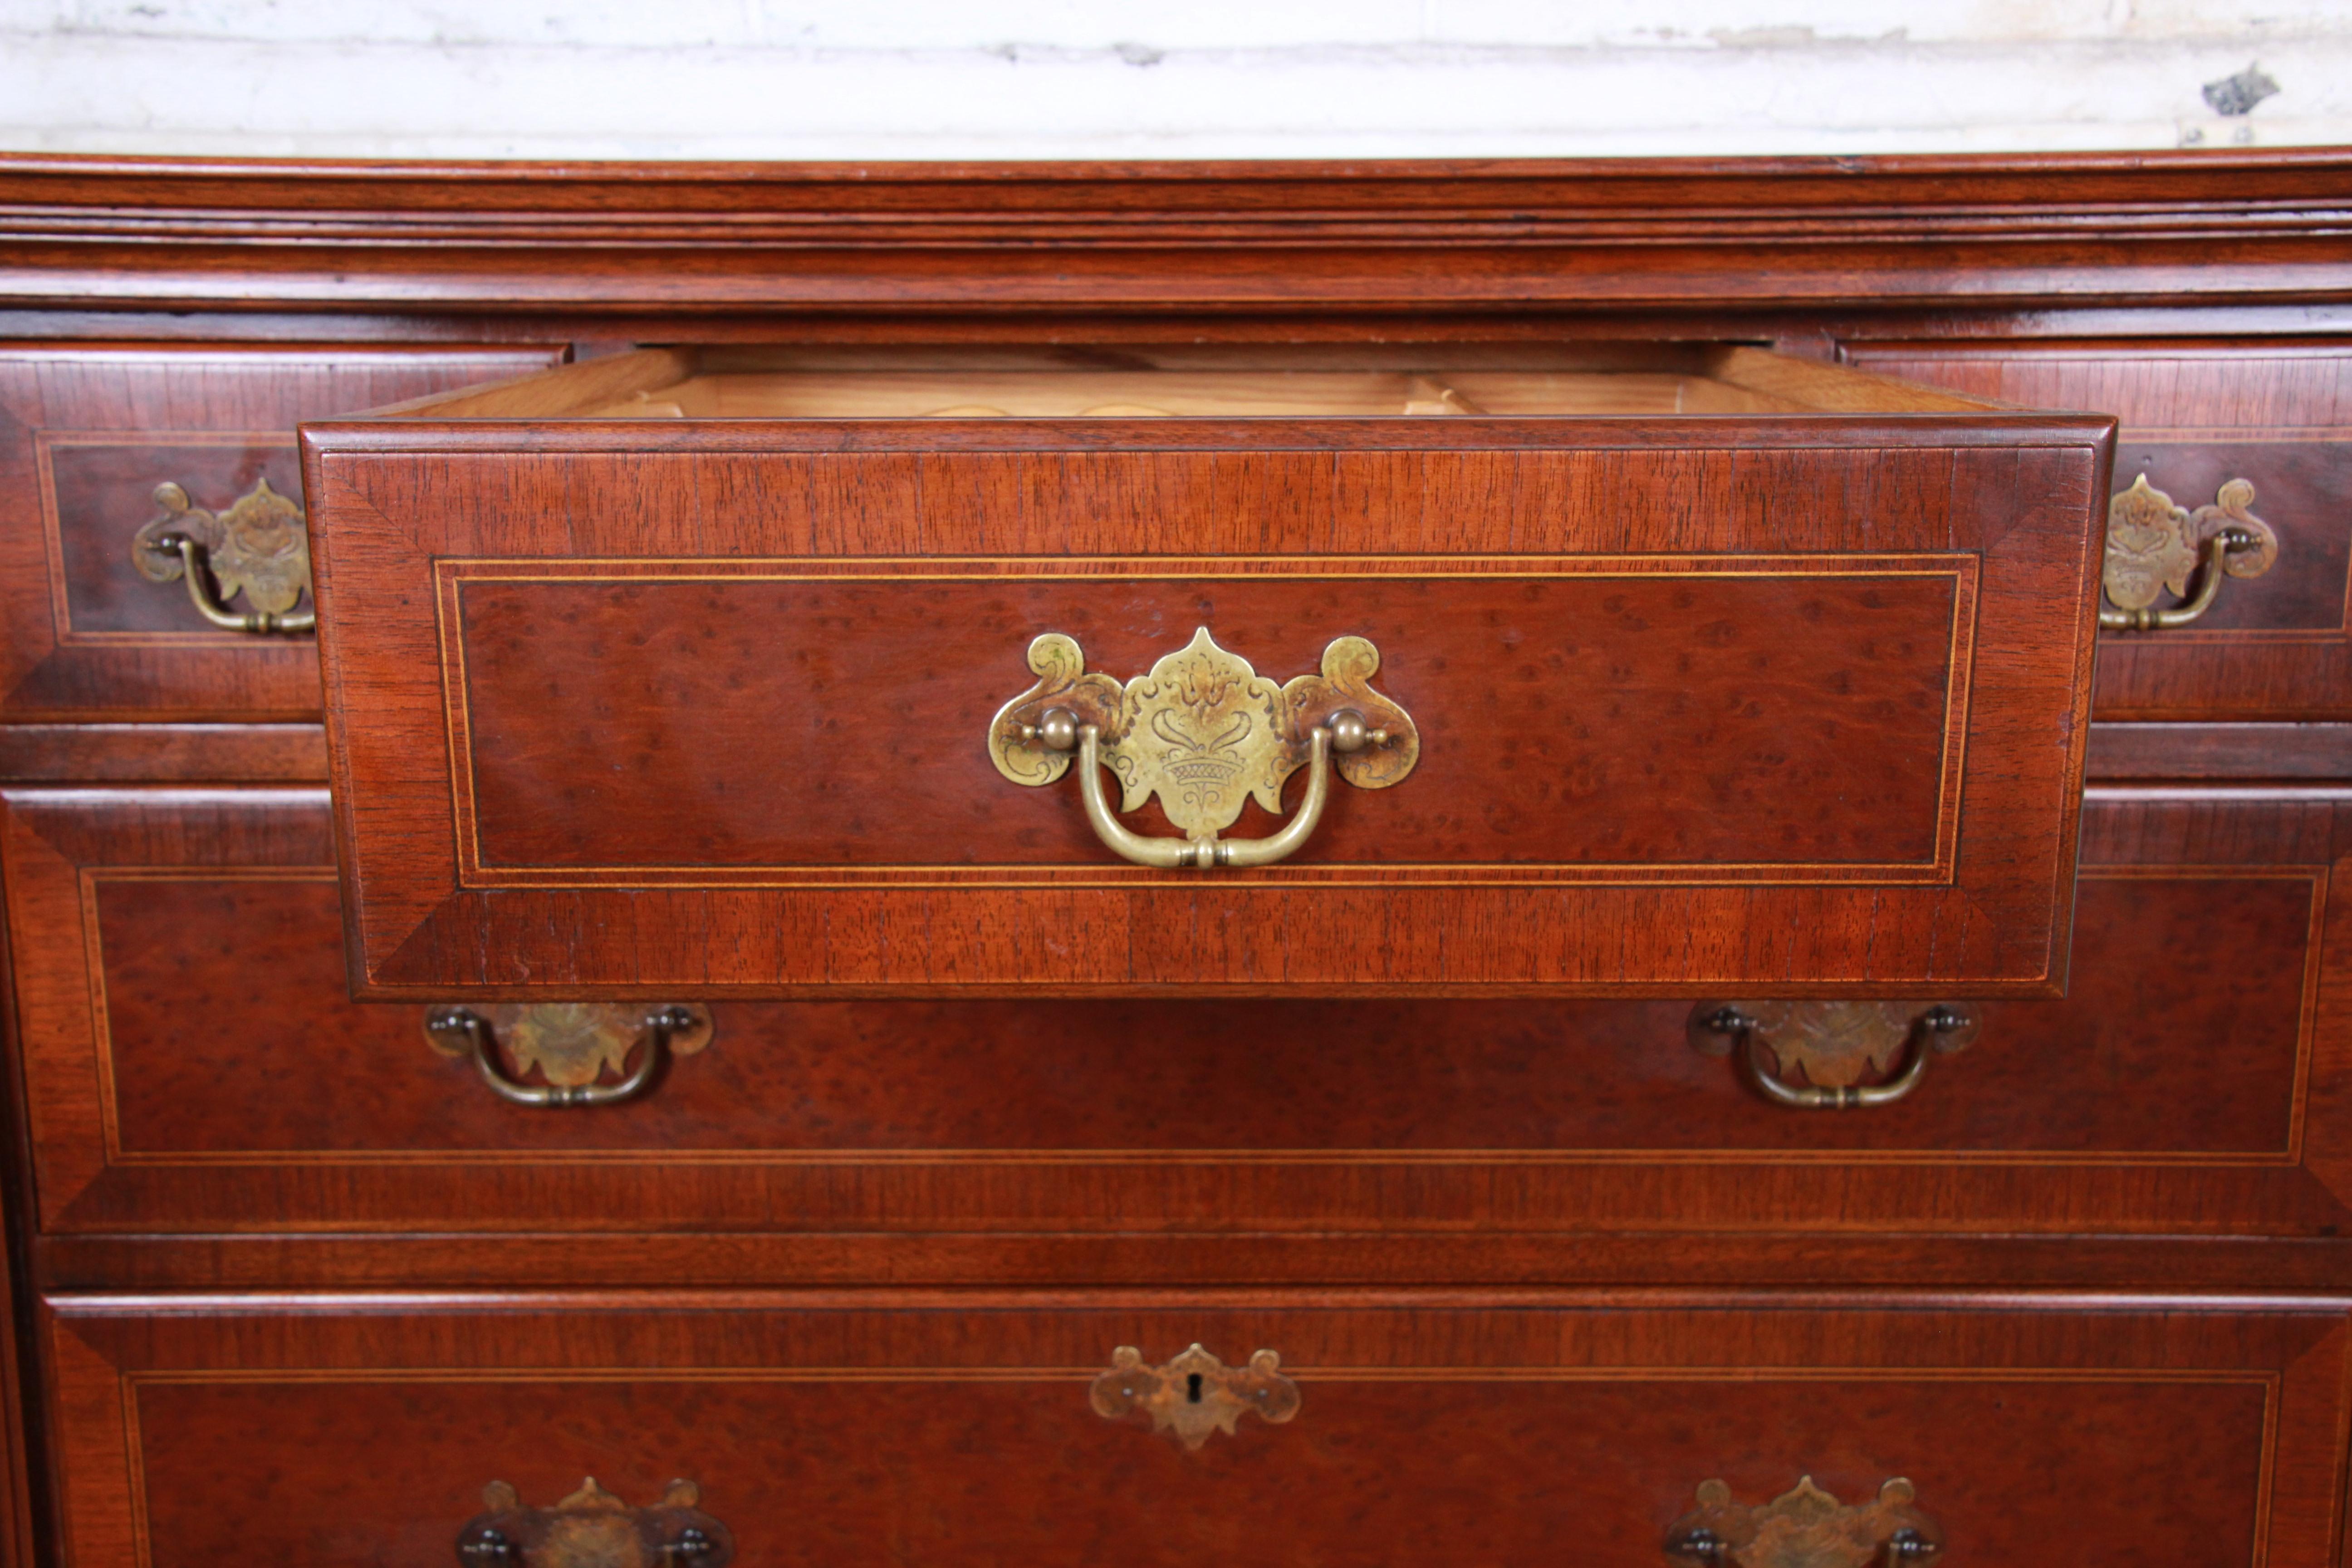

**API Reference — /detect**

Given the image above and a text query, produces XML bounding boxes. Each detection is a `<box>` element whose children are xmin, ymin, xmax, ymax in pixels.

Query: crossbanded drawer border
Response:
<box><xmin>431</xmin><ymin>550</ymin><xmax>1981</xmax><ymax>891</ymax></box>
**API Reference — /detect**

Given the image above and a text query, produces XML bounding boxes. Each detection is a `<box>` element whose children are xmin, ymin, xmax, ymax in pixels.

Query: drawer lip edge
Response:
<box><xmin>298</xmin><ymin>412</ymin><xmax>2121</xmax><ymax>454</ymax></box>
<box><xmin>41</xmin><ymin>1285</ymin><xmax>2352</xmax><ymax>1314</ymax></box>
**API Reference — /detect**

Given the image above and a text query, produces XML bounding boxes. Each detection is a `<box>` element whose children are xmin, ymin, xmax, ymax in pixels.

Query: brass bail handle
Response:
<box><xmin>130</xmin><ymin>478</ymin><xmax>317</xmax><ymax>634</ymax></box>
<box><xmin>1690</xmin><ymin>1002</ymin><xmax>1978</xmax><ymax>1109</ymax></box>
<box><xmin>1035</xmin><ymin>708</ymin><xmax>1363</xmax><ymax>869</ymax></box>
<box><xmin>423</xmin><ymin>1002</ymin><xmax>714</xmax><ymax>1107</ymax></box>
<box><xmin>2099</xmin><ymin>474</ymin><xmax>2276</xmax><ymax>632</ymax></box>
<box><xmin>988</xmin><ymin>627</ymin><xmax>1421</xmax><ymax>870</ymax></box>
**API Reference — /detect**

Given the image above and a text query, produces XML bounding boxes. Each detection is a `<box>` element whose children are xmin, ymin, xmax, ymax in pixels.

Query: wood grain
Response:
<box><xmin>6</xmin><ymin>784</ymin><xmax>2344</xmax><ymax>1247</ymax></box>
<box><xmin>0</xmin><ymin>724</ymin><xmax>326</xmax><ymax>783</ymax></box>
<box><xmin>5</xmin><ymin>150</ymin><xmax>2352</xmax><ymax>312</ymax></box>
<box><xmin>1</xmin><ymin>153</ymin><xmax>2350</xmax><ymax>1568</ymax></box>
<box><xmin>449</xmin><ymin>565</ymin><xmax>1964</xmax><ymax>877</ymax></box>
<box><xmin>2087</xmin><ymin>722</ymin><xmax>2352</xmax><ymax>780</ymax></box>
<box><xmin>37</xmin><ymin>1293</ymin><xmax>2352</xmax><ymax>1568</ymax></box>
<box><xmin>41</xmin><ymin>1230</ymin><xmax>2352</xmax><ymax>1294</ymax></box>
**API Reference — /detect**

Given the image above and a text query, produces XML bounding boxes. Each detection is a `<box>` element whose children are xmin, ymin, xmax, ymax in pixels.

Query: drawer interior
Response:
<box><xmin>414</xmin><ymin>343</ymin><xmax>2004</xmax><ymax>420</ymax></box>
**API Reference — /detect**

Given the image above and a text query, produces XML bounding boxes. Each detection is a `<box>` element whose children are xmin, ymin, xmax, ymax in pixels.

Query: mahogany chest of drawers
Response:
<box><xmin>1</xmin><ymin>150</ymin><xmax>2351</xmax><ymax>1567</ymax></box>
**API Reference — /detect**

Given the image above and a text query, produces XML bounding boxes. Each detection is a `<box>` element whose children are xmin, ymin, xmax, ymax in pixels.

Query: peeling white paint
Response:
<box><xmin>2</xmin><ymin>0</ymin><xmax>2346</xmax><ymax>158</ymax></box>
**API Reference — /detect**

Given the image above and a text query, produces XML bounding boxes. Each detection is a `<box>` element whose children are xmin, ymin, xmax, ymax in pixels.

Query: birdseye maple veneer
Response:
<box><xmin>300</xmin><ymin>343</ymin><xmax>2113</xmax><ymax>998</ymax></box>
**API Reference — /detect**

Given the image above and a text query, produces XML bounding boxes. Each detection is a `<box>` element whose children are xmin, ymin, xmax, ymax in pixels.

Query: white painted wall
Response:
<box><xmin>1</xmin><ymin>0</ymin><xmax>2347</xmax><ymax>160</ymax></box>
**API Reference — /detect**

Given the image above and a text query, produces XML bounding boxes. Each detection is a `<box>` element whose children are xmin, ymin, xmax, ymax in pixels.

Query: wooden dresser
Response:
<box><xmin>0</xmin><ymin>150</ymin><xmax>2350</xmax><ymax>1567</ymax></box>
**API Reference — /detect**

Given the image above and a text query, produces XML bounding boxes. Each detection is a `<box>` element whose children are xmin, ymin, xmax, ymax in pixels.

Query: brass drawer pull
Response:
<box><xmin>1666</xmin><ymin>1476</ymin><xmax>1942</xmax><ymax>1566</ymax></box>
<box><xmin>1090</xmin><ymin>1343</ymin><xmax>1301</xmax><ymax>1449</ymax></box>
<box><xmin>990</xmin><ymin>628</ymin><xmax>1419</xmax><ymax>869</ymax></box>
<box><xmin>458</xmin><ymin>1478</ymin><xmax>732</xmax><ymax>1566</ymax></box>
<box><xmin>423</xmin><ymin>1003</ymin><xmax>713</xmax><ymax>1107</ymax></box>
<box><xmin>2100</xmin><ymin>474</ymin><xmax>2276</xmax><ymax>632</ymax></box>
<box><xmin>130</xmin><ymin>478</ymin><xmax>316</xmax><ymax>633</ymax></box>
<box><xmin>1690</xmin><ymin>1002</ymin><xmax>1976</xmax><ymax>1109</ymax></box>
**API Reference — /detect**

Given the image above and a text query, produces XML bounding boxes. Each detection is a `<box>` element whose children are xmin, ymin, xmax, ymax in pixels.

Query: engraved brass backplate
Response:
<box><xmin>457</xmin><ymin>1478</ymin><xmax>732</xmax><ymax>1568</ymax></box>
<box><xmin>424</xmin><ymin>1001</ymin><xmax>713</xmax><ymax>1088</ymax></box>
<box><xmin>1689</xmin><ymin>1001</ymin><xmax>1975</xmax><ymax>1088</ymax></box>
<box><xmin>1089</xmin><ymin>1343</ymin><xmax>1301</xmax><ymax>1450</ymax></box>
<box><xmin>1689</xmin><ymin>1001</ymin><xmax>1977</xmax><ymax>1110</ymax></box>
<box><xmin>2102</xmin><ymin>473</ymin><xmax>2276</xmax><ymax>629</ymax></box>
<box><xmin>989</xmin><ymin>627</ymin><xmax>1418</xmax><ymax>865</ymax></box>
<box><xmin>425</xmin><ymin>1002</ymin><xmax>713</xmax><ymax>1108</ymax></box>
<box><xmin>132</xmin><ymin>477</ymin><xmax>314</xmax><ymax>617</ymax></box>
<box><xmin>1666</xmin><ymin>1476</ymin><xmax>1942</xmax><ymax>1567</ymax></box>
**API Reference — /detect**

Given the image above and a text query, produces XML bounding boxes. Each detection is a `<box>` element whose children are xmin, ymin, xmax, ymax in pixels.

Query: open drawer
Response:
<box><xmin>299</xmin><ymin>344</ymin><xmax>2114</xmax><ymax>998</ymax></box>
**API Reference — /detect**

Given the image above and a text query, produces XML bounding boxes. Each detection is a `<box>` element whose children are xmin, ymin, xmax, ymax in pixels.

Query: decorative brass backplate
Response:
<box><xmin>424</xmin><ymin>1002</ymin><xmax>713</xmax><ymax>1089</ymax></box>
<box><xmin>1666</xmin><ymin>1477</ymin><xmax>1942</xmax><ymax>1567</ymax></box>
<box><xmin>1089</xmin><ymin>1343</ymin><xmax>1302</xmax><ymax>1450</ymax></box>
<box><xmin>132</xmin><ymin>477</ymin><xmax>314</xmax><ymax>619</ymax></box>
<box><xmin>989</xmin><ymin>627</ymin><xmax>1418</xmax><ymax>854</ymax></box>
<box><xmin>1690</xmin><ymin>1001</ymin><xmax>1976</xmax><ymax>1088</ymax></box>
<box><xmin>1665</xmin><ymin>1476</ymin><xmax>1957</xmax><ymax>1561</ymax></box>
<box><xmin>1689</xmin><ymin>1001</ymin><xmax>1978</xmax><ymax>1110</ymax></box>
<box><xmin>456</xmin><ymin>1478</ymin><xmax>732</xmax><ymax>1567</ymax></box>
<box><xmin>425</xmin><ymin>1003</ymin><xmax>713</xmax><ymax>1110</ymax></box>
<box><xmin>2102</xmin><ymin>473</ymin><xmax>2276</xmax><ymax>628</ymax></box>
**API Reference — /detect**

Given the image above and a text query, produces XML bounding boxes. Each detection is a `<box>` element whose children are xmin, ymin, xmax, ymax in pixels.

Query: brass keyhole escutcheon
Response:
<box><xmin>1090</xmin><ymin>1344</ymin><xmax>1301</xmax><ymax>1449</ymax></box>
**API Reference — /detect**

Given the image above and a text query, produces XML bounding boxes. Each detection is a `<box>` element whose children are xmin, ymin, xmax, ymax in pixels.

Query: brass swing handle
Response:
<box><xmin>1690</xmin><ymin>1002</ymin><xmax>1977</xmax><ymax>1109</ymax></box>
<box><xmin>1666</xmin><ymin>1476</ymin><xmax>1941</xmax><ymax>1565</ymax></box>
<box><xmin>423</xmin><ymin>1003</ymin><xmax>712</xmax><ymax>1107</ymax></box>
<box><xmin>1042</xmin><ymin>711</ymin><xmax>1361</xmax><ymax>869</ymax></box>
<box><xmin>131</xmin><ymin>478</ymin><xmax>316</xmax><ymax>633</ymax></box>
<box><xmin>989</xmin><ymin>627</ymin><xmax>1421</xmax><ymax>871</ymax></box>
<box><xmin>2099</xmin><ymin>474</ymin><xmax>2276</xmax><ymax>632</ymax></box>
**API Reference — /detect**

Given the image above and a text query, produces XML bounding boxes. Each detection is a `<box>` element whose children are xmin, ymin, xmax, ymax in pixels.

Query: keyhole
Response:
<box><xmin>1186</xmin><ymin>1372</ymin><xmax>1205</xmax><ymax>1404</ymax></box>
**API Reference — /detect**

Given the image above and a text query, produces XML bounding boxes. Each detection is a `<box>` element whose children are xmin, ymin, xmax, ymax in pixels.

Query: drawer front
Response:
<box><xmin>43</xmin><ymin>1294</ymin><xmax>2350</xmax><ymax>1567</ymax></box>
<box><xmin>303</xmin><ymin>421</ymin><xmax>2109</xmax><ymax>995</ymax></box>
<box><xmin>10</xmin><ymin>784</ymin><xmax>2347</xmax><ymax>1243</ymax></box>
<box><xmin>1840</xmin><ymin>341</ymin><xmax>2352</xmax><ymax>720</ymax></box>
<box><xmin>0</xmin><ymin>344</ymin><xmax>564</xmax><ymax>720</ymax></box>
